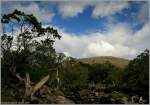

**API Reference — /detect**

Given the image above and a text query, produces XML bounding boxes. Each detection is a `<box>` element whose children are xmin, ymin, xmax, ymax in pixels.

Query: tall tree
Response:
<box><xmin>1</xmin><ymin>9</ymin><xmax>62</xmax><ymax>94</ymax></box>
<box><xmin>1</xmin><ymin>9</ymin><xmax>63</xmax><ymax>102</ymax></box>
<box><xmin>1</xmin><ymin>9</ymin><xmax>61</xmax><ymax>75</ymax></box>
<box><xmin>123</xmin><ymin>49</ymin><xmax>149</xmax><ymax>98</ymax></box>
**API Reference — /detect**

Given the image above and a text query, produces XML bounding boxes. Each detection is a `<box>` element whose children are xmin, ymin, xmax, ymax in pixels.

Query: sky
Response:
<box><xmin>1</xmin><ymin>1</ymin><xmax>150</xmax><ymax>59</ymax></box>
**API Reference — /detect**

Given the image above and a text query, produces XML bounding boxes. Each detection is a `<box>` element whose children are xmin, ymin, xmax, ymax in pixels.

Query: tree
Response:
<box><xmin>60</xmin><ymin>62</ymin><xmax>89</xmax><ymax>90</ymax></box>
<box><xmin>1</xmin><ymin>9</ymin><xmax>61</xmax><ymax>52</ymax></box>
<box><xmin>123</xmin><ymin>49</ymin><xmax>149</xmax><ymax>98</ymax></box>
<box><xmin>1</xmin><ymin>9</ymin><xmax>61</xmax><ymax>78</ymax></box>
<box><xmin>1</xmin><ymin>9</ymin><xmax>61</xmax><ymax>102</ymax></box>
<box><xmin>55</xmin><ymin>53</ymin><xmax>66</xmax><ymax>89</ymax></box>
<box><xmin>88</xmin><ymin>63</ymin><xmax>114</xmax><ymax>85</ymax></box>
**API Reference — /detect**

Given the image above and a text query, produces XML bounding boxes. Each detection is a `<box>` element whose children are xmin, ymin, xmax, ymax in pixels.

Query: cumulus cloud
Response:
<box><xmin>87</xmin><ymin>40</ymin><xmax>115</xmax><ymax>56</ymax></box>
<box><xmin>2</xmin><ymin>2</ymin><xmax>54</xmax><ymax>23</ymax></box>
<box><xmin>53</xmin><ymin>23</ymin><xmax>149</xmax><ymax>59</ymax></box>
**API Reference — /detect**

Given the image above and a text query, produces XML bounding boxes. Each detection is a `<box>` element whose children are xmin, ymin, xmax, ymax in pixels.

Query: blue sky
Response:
<box><xmin>52</xmin><ymin>1</ymin><xmax>148</xmax><ymax>34</ymax></box>
<box><xmin>1</xmin><ymin>1</ymin><xmax>149</xmax><ymax>59</ymax></box>
<box><xmin>52</xmin><ymin>5</ymin><xmax>108</xmax><ymax>34</ymax></box>
<box><xmin>2</xmin><ymin>1</ymin><xmax>148</xmax><ymax>34</ymax></box>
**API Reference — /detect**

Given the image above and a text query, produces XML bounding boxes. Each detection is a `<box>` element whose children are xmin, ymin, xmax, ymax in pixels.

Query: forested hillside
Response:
<box><xmin>1</xmin><ymin>10</ymin><xmax>149</xmax><ymax>104</ymax></box>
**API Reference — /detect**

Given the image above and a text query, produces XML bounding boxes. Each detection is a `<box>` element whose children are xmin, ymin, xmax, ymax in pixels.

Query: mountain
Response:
<box><xmin>78</xmin><ymin>56</ymin><xmax>129</xmax><ymax>68</ymax></box>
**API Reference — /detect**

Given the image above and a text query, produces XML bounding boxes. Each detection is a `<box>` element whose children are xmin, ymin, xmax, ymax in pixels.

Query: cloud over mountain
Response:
<box><xmin>2</xmin><ymin>1</ymin><xmax>149</xmax><ymax>59</ymax></box>
<box><xmin>54</xmin><ymin>23</ymin><xmax>149</xmax><ymax>59</ymax></box>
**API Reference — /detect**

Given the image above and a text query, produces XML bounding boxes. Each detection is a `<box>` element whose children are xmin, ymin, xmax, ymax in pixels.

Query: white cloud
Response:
<box><xmin>2</xmin><ymin>1</ymin><xmax>129</xmax><ymax>19</ymax></box>
<box><xmin>54</xmin><ymin>23</ymin><xmax>149</xmax><ymax>59</ymax></box>
<box><xmin>87</xmin><ymin>40</ymin><xmax>115</xmax><ymax>56</ymax></box>
<box><xmin>58</xmin><ymin>1</ymin><xmax>90</xmax><ymax>18</ymax></box>
<box><xmin>63</xmin><ymin>52</ymin><xmax>71</xmax><ymax>57</ymax></box>
<box><xmin>58</xmin><ymin>1</ymin><xmax>129</xmax><ymax>18</ymax></box>
<box><xmin>4</xmin><ymin>2</ymin><xmax>54</xmax><ymax>23</ymax></box>
<box><xmin>92</xmin><ymin>1</ymin><xmax>129</xmax><ymax>18</ymax></box>
<box><xmin>132</xmin><ymin>23</ymin><xmax>150</xmax><ymax>51</ymax></box>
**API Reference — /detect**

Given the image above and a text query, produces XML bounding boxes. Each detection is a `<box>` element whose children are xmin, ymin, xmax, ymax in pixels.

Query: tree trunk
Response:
<box><xmin>56</xmin><ymin>69</ymin><xmax>60</xmax><ymax>89</ymax></box>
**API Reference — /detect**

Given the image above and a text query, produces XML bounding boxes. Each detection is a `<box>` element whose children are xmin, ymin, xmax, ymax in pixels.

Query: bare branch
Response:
<box><xmin>16</xmin><ymin>73</ymin><xmax>25</xmax><ymax>82</ymax></box>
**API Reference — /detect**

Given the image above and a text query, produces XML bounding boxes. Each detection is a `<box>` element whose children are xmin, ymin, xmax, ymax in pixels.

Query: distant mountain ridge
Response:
<box><xmin>78</xmin><ymin>56</ymin><xmax>129</xmax><ymax>68</ymax></box>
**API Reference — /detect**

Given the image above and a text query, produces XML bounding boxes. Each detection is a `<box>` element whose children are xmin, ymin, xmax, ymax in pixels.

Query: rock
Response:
<box><xmin>121</xmin><ymin>97</ymin><xmax>128</xmax><ymax>104</ymax></box>
<box><xmin>110</xmin><ymin>98</ymin><xmax>115</xmax><ymax>102</ymax></box>
<box><xmin>95</xmin><ymin>92</ymin><xmax>99</xmax><ymax>97</ymax></box>
<box><xmin>79</xmin><ymin>89</ymin><xmax>90</xmax><ymax>98</ymax></box>
<box><xmin>99</xmin><ymin>92</ymin><xmax>105</xmax><ymax>96</ymax></box>
<box><xmin>39</xmin><ymin>86</ymin><xmax>54</xmax><ymax>97</ymax></box>
<box><xmin>39</xmin><ymin>88</ymin><xmax>47</xmax><ymax>96</ymax></box>
<box><xmin>55</xmin><ymin>96</ymin><xmax>74</xmax><ymax>104</ymax></box>
<box><xmin>114</xmin><ymin>91</ymin><xmax>119</xmax><ymax>93</ymax></box>
<box><xmin>53</xmin><ymin>89</ymin><xmax>64</xmax><ymax>96</ymax></box>
<box><xmin>90</xmin><ymin>98</ymin><xmax>95</xmax><ymax>102</ymax></box>
<box><xmin>138</xmin><ymin>96</ymin><xmax>146</xmax><ymax>104</ymax></box>
<box><xmin>89</xmin><ymin>92</ymin><xmax>95</xmax><ymax>97</ymax></box>
<box><xmin>44</xmin><ymin>95</ymin><xmax>60</xmax><ymax>103</ymax></box>
<box><xmin>131</xmin><ymin>95</ymin><xmax>139</xmax><ymax>103</ymax></box>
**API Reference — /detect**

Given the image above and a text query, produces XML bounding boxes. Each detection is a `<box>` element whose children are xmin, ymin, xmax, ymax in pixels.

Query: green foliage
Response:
<box><xmin>1</xmin><ymin>9</ymin><xmax>61</xmax><ymax>88</ymax></box>
<box><xmin>123</xmin><ymin>49</ymin><xmax>149</xmax><ymax>97</ymax></box>
<box><xmin>88</xmin><ymin>64</ymin><xmax>109</xmax><ymax>84</ymax></box>
<box><xmin>106</xmin><ymin>67</ymin><xmax>124</xmax><ymax>88</ymax></box>
<box><xmin>88</xmin><ymin>62</ymin><xmax>121</xmax><ymax>86</ymax></box>
<box><xmin>60</xmin><ymin>63</ymin><xmax>89</xmax><ymax>90</ymax></box>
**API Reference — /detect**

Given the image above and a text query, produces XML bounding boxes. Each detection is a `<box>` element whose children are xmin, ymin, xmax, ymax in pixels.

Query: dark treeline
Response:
<box><xmin>1</xmin><ymin>10</ymin><xmax>149</xmax><ymax>104</ymax></box>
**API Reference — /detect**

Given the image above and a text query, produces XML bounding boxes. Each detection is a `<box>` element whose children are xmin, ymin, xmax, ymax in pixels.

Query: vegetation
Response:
<box><xmin>1</xmin><ymin>10</ymin><xmax>149</xmax><ymax>104</ymax></box>
<box><xmin>123</xmin><ymin>49</ymin><xmax>149</xmax><ymax>99</ymax></box>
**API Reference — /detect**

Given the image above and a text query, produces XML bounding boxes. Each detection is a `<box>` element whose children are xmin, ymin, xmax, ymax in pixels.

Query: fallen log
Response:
<box><xmin>31</xmin><ymin>75</ymin><xmax>49</xmax><ymax>98</ymax></box>
<box><xmin>15</xmin><ymin>72</ymin><xmax>49</xmax><ymax>103</ymax></box>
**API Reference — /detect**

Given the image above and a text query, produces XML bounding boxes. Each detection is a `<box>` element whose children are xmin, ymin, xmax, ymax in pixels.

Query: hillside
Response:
<box><xmin>78</xmin><ymin>56</ymin><xmax>129</xmax><ymax>68</ymax></box>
